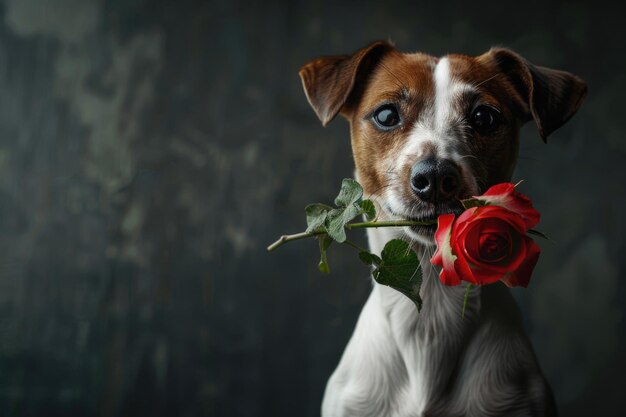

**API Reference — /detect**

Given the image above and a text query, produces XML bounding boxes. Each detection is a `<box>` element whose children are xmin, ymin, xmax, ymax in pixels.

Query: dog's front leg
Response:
<box><xmin>321</xmin><ymin>286</ymin><xmax>409</xmax><ymax>417</ymax></box>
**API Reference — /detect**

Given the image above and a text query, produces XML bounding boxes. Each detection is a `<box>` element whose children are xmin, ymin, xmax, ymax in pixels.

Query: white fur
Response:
<box><xmin>434</xmin><ymin>57</ymin><xmax>454</xmax><ymax>131</ymax></box>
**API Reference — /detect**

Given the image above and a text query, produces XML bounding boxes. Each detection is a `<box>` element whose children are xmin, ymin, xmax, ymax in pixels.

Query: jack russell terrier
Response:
<box><xmin>299</xmin><ymin>41</ymin><xmax>586</xmax><ymax>417</ymax></box>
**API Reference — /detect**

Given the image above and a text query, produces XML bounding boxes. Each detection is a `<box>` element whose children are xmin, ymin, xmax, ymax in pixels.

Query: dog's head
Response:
<box><xmin>299</xmin><ymin>41</ymin><xmax>586</xmax><ymax>244</ymax></box>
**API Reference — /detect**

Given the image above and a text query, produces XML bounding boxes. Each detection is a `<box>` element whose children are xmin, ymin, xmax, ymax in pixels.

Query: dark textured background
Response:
<box><xmin>0</xmin><ymin>0</ymin><xmax>623</xmax><ymax>416</ymax></box>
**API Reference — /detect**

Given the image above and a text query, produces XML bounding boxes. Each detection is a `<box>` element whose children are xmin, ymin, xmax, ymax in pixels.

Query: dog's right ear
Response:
<box><xmin>484</xmin><ymin>48</ymin><xmax>587</xmax><ymax>142</ymax></box>
<box><xmin>299</xmin><ymin>41</ymin><xmax>394</xmax><ymax>126</ymax></box>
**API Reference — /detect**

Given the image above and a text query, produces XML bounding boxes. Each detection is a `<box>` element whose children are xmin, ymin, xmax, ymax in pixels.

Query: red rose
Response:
<box><xmin>431</xmin><ymin>205</ymin><xmax>540</xmax><ymax>288</ymax></box>
<box><xmin>472</xmin><ymin>183</ymin><xmax>540</xmax><ymax>229</ymax></box>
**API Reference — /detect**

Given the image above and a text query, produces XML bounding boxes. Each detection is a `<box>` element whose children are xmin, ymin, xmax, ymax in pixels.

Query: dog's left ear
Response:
<box><xmin>299</xmin><ymin>41</ymin><xmax>394</xmax><ymax>126</ymax></box>
<box><xmin>485</xmin><ymin>48</ymin><xmax>587</xmax><ymax>142</ymax></box>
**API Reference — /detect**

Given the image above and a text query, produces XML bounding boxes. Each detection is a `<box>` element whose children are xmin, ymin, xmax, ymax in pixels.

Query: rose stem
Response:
<box><xmin>461</xmin><ymin>283</ymin><xmax>472</xmax><ymax>319</ymax></box>
<box><xmin>266</xmin><ymin>220</ymin><xmax>434</xmax><ymax>252</ymax></box>
<box><xmin>266</xmin><ymin>230</ymin><xmax>325</xmax><ymax>252</ymax></box>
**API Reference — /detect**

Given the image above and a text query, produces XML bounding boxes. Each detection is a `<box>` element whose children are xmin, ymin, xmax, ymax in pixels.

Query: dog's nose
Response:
<box><xmin>410</xmin><ymin>158</ymin><xmax>461</xmax><ymax>203</ymax></box>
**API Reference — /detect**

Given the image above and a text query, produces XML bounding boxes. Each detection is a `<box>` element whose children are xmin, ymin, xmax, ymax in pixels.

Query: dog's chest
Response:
<box><xmin>384</xmin><ymin>303</ymin><xmax>430</xmax><ymax>413</ymax></box>
<box><xmin>378</xmin><ymin>270</ymin><xmax>472</xmax><ymax>416</ymax></box>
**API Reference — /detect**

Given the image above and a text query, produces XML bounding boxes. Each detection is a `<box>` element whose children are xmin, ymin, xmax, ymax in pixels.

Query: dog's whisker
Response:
<box><xmin>378</xmin><ymin>61</ymin><xmax>406</xmax><ymax>91</ymax></box>
<box><xmin>473</xmin><ymin>73</ymin><xmax>500</xmax><ymax>88</ymax></box>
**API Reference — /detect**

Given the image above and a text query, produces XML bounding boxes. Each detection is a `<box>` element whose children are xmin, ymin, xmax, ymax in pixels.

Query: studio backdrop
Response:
<box><xmin>0</xmin><ymin>0</ymin><xmax>623</xmax><ymax>416</ymax></box>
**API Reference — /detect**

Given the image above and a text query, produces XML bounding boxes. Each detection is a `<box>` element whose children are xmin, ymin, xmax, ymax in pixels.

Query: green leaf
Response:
<box><xmin>325</xmin><ymin>205</ymin><xmax>360</xmax><ymax>243</ymax></box>
<box><xmin>359</xmin><ymin>199</ymin><xmax>376</xmax><ymax>221</ymax></box>
<box><xmin>305</xmin><ymin>203</ymin><xmax>332</xmax><ymax>233</ymax></box>
<box><xmin>334</xmin><ymin>178</ymin><xmax>363</xmax><ymax>207</ymax></box>
<box><xmin>372</xmin><ymin>239</ymin><xmax>423</xmax><ymax>311</ymax></box>
<box><xmin>527</xmin><ymin>229</ymin><xmax>550</xmax><ymax>240</ymax></box>
<box><xmin>358</xmin><ymin>251</ymin><xmax>382</xmax><ymax>266</ymax></box>
<box><xmin>318</xmin><ymin>234</ymin><xmax>332</xmax><ymax>273</ymax></box>
<box><xmin>460</xmin><ymin>198</ymin><xmax>487</xmax><ymax>209</ymax></box>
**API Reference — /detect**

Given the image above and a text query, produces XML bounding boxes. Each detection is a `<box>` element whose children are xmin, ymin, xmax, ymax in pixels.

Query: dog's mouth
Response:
<box><xmin>408</xmin><ymin>208</ymin><xmax>461</xmax><ymax>231</ymax></box>
<box><xmin>389</xmin><ymin>203</ymin><xmax>464</xmax><ymax>242</ymax></box>
<box><xmin>407</xmin><ymin>214</ymin><xmax>439</xmax><ymax>232</ymax></box>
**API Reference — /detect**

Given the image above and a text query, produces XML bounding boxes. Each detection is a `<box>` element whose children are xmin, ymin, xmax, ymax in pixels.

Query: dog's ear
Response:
<box><xmin>485</xmin><ymin>48</ymin><xmax>587</xmax><ymax>142</ymax></box>
<box><xmin>299</xmin><ymin>41</ymin><xmax>394</xmax><ymax>126</ymax></box>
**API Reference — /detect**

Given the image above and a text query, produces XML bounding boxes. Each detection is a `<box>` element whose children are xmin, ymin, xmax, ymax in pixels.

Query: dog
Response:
<box><xmin>298</xmin><ymin>41</ymin><xmax>586</xmax><ymax>417</ymax></box>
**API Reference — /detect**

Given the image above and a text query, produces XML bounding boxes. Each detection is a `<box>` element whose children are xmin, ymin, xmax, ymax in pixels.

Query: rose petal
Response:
<box><xmin>431</xmin><ymin>214</ymin><xmax>462</xmax><ymax>286</ymax></box>
<box><xmin>468</xmin><ymin>262</ymin><xmax>507</xmax><ymax>285</ymax></box>
<box><xmin>468</xmin><ymin>205</ymin><xmax>527</xmax><ymax>234</ymax></box>
<box><xmin>474</xmin><ymin>183</ymin><xmax>540</xmax><ymax>229</ymax></box>
<box><xmin>432</xmin><ymin>214</ymin><xmax>454</xmax><ymax>266</ymax></box>
<box><xmin>440</xmin><ymin>268</ymin><xmax>462</xmax><ymax>286</ymax></box>
<box><xmin>453</xmin><ymin>207</ymin><xmax>478</xmax><ymax>237</ymax></box>
<box><xmin>481</xmin><ymin>183</ymin><xmax>516</xmax><ymax>198</ymax></box>
<box><xmin>501</xmin><ymin>236</ymin><xmax>541</xmax><ymax>288</ymax></box>
<box><xmin>450</xmin><ymin>238</ymin><xmax>479</xmax><ymax>285</ymax></box>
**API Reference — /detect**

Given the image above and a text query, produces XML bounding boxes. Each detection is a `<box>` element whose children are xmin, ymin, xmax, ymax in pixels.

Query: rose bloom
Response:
<box><xmin>431</xmin><ymin>183</ymin><xmax>541</xmax><ymax>288</ymax></box>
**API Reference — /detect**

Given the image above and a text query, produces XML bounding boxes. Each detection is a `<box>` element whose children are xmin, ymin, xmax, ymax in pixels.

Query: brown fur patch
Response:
<box><xmin>345</xmin><ymin>51</ymin><xmax>438</xmax><ymax>200</ymax></box>
<box><xmin>446</xmin><ymin>53</ymin><xmax>524</xmax><ymax>186</ymax></box>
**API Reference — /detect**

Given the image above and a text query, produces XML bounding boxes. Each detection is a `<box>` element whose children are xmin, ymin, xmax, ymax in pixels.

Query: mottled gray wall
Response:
<box><xmin>0</xmin><ymin>0</ymin><xmax>623</xmax><ymax>416</ymax></box>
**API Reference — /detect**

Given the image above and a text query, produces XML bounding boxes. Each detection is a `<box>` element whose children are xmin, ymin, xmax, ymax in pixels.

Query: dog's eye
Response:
<box><xmin>372</xmin><ymin>104</ymin><xmax>401</xmax><ymax>130</ymax></box>
<box><xmin>470</xmin><ymin>105</ymin><xmax>501</xmax><ymax>134</ymax></box>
